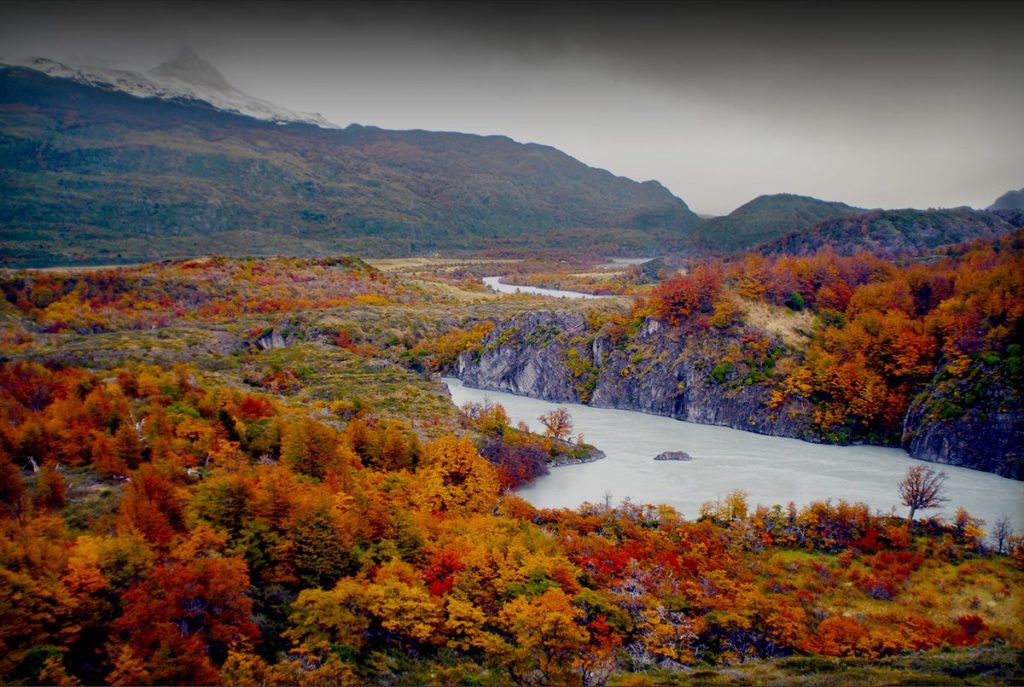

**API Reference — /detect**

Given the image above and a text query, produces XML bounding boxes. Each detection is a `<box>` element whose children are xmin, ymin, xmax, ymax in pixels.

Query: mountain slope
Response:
<box><xmin>761</xmin><ymin>207</ymin><xmax>1024</xmax><ymax>257</ymax></box>
<box><xmin>690</xmin><ymin>193</ymin><xmax>864</xmax><ymax>252</ymax></box>
<box><xmin>988</xmin><ymin>188</ymin><xmax>1024</xmax><ymax>211</ymax></box>
<box><xmin>0</xmin><ymin>62</ymin><xmax>700</xmax><ymax>266</ymax></box>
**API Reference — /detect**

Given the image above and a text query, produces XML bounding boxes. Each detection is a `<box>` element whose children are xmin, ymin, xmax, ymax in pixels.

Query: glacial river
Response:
<box><xmin>444</xmin><ymin>378</ymin><xmax>1024</xmax><ymax>533</ymax></box>
<box><xmin>482</xmin><ymin>276</ymin><xmax>610</xmax><ymax>299</ymax></box>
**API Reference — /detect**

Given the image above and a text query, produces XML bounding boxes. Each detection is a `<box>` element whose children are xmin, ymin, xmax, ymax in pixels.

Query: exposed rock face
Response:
<box><xmin>654</xmin><ymin>451</ymin><xmax>693</xmax><ymax>461</ymax></box>
<box><xmin>456</xmin><ymin>311</ymin><xmax>819</xmax><ymax>442</ymax></box>
<box><xmin>457</xmin><ymin>311</ymin><xmax>1023</xmax><ymax>479</ymax></box>
<box><xmin>902</xmin><ymin>375</ymin><xmax>1023</xmax><ymax>480</ymax></box>
<box><xmin>458</xmin><ymin>312</ymin><xmax>584</xmax><ymax>403</ymax></box>
<box><xmin>255</xmin><ymin>328</ymin><xmax>288</xmax><ymax>350</ymax></box>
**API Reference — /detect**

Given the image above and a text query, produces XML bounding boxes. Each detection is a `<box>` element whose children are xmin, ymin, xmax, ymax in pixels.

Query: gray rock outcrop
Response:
<box><xmin>457</xmin><ymin>311</ymin><xmax>818</xmax><ymax>441</ymax></box>
<box><xmin>654</xmin><ymin>451</ymin><xmax>693</xmax><ymax>461</ymax></box>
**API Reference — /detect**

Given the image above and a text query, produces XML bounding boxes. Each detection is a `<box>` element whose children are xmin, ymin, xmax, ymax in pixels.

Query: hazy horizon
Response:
<box><xmin>3</xmin><ymin>0</ymin><xmax>1021</xmax><ymax>215</ymax></box>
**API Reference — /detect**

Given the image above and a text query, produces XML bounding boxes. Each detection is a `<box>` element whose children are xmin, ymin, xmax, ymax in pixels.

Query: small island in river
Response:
<box><xmin>654</xmin><ymin>450</ymin><xmax>694</xmax><ymax>461</ymax></box>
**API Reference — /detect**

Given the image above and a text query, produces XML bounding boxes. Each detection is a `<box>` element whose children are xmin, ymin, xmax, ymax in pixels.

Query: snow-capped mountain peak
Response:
<box><xmin>148</xmin><ymin>45</ymin><xmax>235</xmax><ymax>92</ymax></box>
<box><xmin>1</xmin><ymin>50</ymin><xmax>339</xmax><ymax>129</ymax></box>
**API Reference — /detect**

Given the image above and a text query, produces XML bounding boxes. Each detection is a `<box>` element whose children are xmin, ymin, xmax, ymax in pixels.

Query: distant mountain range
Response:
<box><xmin>0</xmin><ymin>54</ymin><xmax>699</xmax><ymax>266</ymax></box>
<box><xmin>691</xmin><ymin>193</ymin><xmax>866</xmax><ymax>252</ymax></box>
<box><xmin>988</xmin><ymin>188</ymin><xmax>1024</xmax><ymax>211</ymax></box>
<box><xmin>0</xmin><ymin>51</ymin><xmax>1019</xmax><ymax>266</ymax></box>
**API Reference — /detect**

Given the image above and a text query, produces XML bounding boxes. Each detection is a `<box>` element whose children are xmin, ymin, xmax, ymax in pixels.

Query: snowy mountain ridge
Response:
<box><xmin>1</xmin><ymin>48</ymin><xmax>340</xmax><ymax>129</ymax></box>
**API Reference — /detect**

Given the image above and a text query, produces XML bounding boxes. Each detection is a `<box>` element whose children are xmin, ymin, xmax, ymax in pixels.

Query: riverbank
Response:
<box><xmin>482</xmin><ymin>275</ymin><xmax>611</xmax><ymax>299</ymax></box>
<box><xmin>444</xmin><ymin>377</ymin><xmax>1024</xmax><ymax>532</ymax></box>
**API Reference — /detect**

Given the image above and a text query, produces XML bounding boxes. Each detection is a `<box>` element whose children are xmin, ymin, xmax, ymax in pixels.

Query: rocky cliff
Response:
<box><xmin>456</xmin><ymin>312</ymin><xmax>1023</xmax><ymax>479</ymax></box>
<box><xmin>456</xmin><ymin>311</ymin><xmax>819</xmax><ymax>441</ymax></box>
<box><xmin>902</xmin><ymin>365</ymin><xmax>1023</xmax><ymax>479</ymax></box>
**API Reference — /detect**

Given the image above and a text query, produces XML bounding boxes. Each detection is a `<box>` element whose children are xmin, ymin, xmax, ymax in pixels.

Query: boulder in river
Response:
<box><xmin>654</xmin><ymin>451</ymin><xmax>693</xmax><ymax>461</ymax></box>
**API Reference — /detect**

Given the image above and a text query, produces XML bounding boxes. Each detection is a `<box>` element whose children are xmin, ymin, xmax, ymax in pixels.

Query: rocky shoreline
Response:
<box><xmin>550</xmin><ymin>446</ymin><xmax>606</xmax><ymax>467</ymax></box>
<box><xmin>455</xmin><ymin>311</ymin><xmax>1022</xmax><ymax>479</ymax></box>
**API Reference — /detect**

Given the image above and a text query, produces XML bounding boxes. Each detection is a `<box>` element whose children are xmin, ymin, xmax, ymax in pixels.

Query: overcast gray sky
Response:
<box><xmin>3</xmin><ymin>1</ymin><xmax>1021</xmax><ymax>215</ymax></box>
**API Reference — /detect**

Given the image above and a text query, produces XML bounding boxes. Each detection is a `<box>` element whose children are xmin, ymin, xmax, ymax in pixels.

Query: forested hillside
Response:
<box><xmin>0</xmin><ymin>66</ymin><xmax>699</xmax><ymax>266</ymax></box>
<box><xmin>988</xmin><ymin>188</ymin><xmax>1024</xmax><ymax>211</ymax></box>
<box><xmin>691</xmin><ymin>193</ymin><xmax>864</xmax><ymax>252</ymax></box>
<box><xmin>762</xmin><ymin>208</ymin><xmax>1024</xmax><ymax>257</ymax></box>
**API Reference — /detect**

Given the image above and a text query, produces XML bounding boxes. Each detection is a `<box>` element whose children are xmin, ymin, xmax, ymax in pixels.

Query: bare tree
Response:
<box><xmin>899</xmin><ymin>464</ymin><xmax>947</xmax><ymax>525</ymax></box>
<box><xmin>992</xmin><ymin>514</ymin><xmax>1013</xmax><ymax>555</ymax></box>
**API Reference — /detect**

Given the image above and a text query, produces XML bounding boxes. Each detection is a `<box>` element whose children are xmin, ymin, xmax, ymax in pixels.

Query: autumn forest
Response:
<box><xmin>1</xmin><ymin>229</ymin><xmax>1022</xmax><ymax>685</ymax></box>
<box><xmin>2</xmin><ymin>9</ymin><xmax>1024</xmax><ymax>682</ymax></box>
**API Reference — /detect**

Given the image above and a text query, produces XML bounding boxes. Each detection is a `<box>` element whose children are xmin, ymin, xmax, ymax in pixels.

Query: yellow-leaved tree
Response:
<box><xmin>415</xmin><ymin>436</ymin><xmax>499</xmax><ymax>516</ymax></box>
<box><xmin>497</xmin><ymin>587</ymin><xmax>590</xmax><ymax>686</ymax></box>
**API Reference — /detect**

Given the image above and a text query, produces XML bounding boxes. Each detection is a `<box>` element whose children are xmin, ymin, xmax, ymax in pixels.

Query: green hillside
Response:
<box><xmin>763</xmin><ymin>207</ymin><xmax>1024</xmax><ymax>256</ymax></box>
<box><xmin>988</xmin><ymin>188</ymin><xmax>1024</xmax><ymax>211</ymax></box>
<box><xmin>0</xmin><ymin>66</ymin><xmax>700</xmax><ymax>266</ymax></box>
<box><xmin>691</xmin><ymin>193</ymin><xmax>864</xmax><ymax>252</ymax></box>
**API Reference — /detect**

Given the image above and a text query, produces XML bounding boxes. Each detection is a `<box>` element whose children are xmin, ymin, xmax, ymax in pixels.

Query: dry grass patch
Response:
<box><xmin>405</xmin><ymin>278</ymin><xmax>498</xmax><ymax>302</ymax></box>
<box><xmin>741</xmin><ymin>300</ymin><xmax>817</xmax><ymax>349</ymax></box>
